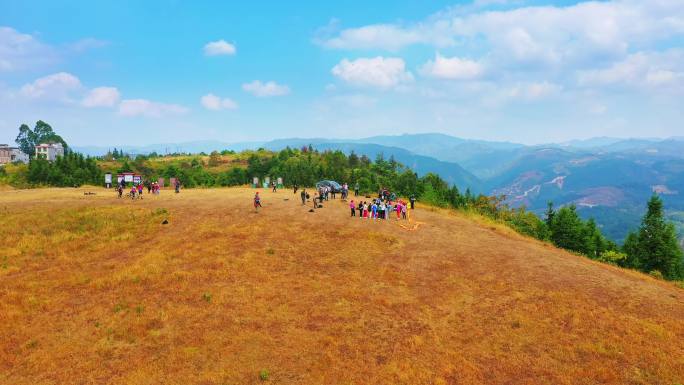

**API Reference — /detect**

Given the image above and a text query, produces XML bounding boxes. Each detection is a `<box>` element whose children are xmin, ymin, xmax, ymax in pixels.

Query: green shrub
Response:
<box><xmin>649</xmin><ymin>270</ymin><xmax>664</xmax><ymax>280</ymax></box>
<box><xmin>259</xmin><ymin>369</ymin><xmax>270</xmax><ymax>381</ymax></box>
<box><xmin>597</xmin><ymin>250</ymin><xmax>628</xmax><ymax>266</ymax></box>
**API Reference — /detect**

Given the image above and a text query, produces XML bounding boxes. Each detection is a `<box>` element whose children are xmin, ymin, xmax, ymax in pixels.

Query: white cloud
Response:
<box><xmin>420</xmin><ymin>53</ymin><xmax>484</xmax><ymax>80</ymax></box>
<box><xmin>318</xmin><ymin>1</ymin><xmax>684</xmax><ymax>68</ymax></box>
<box><xmin>82</xmin><ymin>86</ymin><xmax>120</xmax><ymax>108</ymax></box>
<box><xmin>513</xmin><ymin>81</ymin><xmax>562</xmax><ymax>99</ymax></box>
<box><xmin>318</xmin><ymin>23</ymin><xmax>454</xmax><ymax>51</ymax></box>
<box><xmin>200</xmin><ymin>93</ymin><xmax>238</xmax><ymax>110</ymax></box>
<box><xmin>578</xmin><ymin>50</ymin><xmax>684</xmax><ymax>90</ymax></box>
<box><xmin>20</xmin><ymin>72</ymin><xmax>82</xmax><ymax>100</ymax></box>
<box><xmin>118</xmin><ymin>99</ymin><xmax>189</xmax><ymax>118</ymax></box>
<box><xmin>331</xmin><ymin>57</ymin><xmax>413</xmax><ymax>88</ymax></box>
<box><xmin>0</xmin><ymin>26</ymin><xmax>57</xmax><ymax>71</ymax></box>
<box><xmin>483</xmin><ymin>81</ymin><xmax>562</xmax><ymax>105</ymax></box>
<box><xmin>242</xmin><ymin>80</ymin><xmax>290</xmax><ymax>97</ymax></box>
<box><xmin>203</xmin><ymin>40</ymin><xmax>236</xmax><ymax>56</ymax></box>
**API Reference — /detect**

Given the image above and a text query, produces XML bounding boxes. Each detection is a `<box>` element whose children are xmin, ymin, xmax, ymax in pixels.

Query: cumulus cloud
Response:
<box><xmin>420</xmin><ymin>53</ymin><xmax>484</xmax><ymax>80</ymax></box>
<box><xmin>0</xmin><ymin>26</ymin><xmax>58</xmax><ymax>71</ymax></box>
<box><xmin>82</xmin><ymin>86</ymin><xmax>120</xmax><ymax>107</ymax></box>
<box><xmin>203</xmin><ymin>39</ymin><xmax>236</xmax><ymax>56</ymax></box>
<box><xmin>20</xmin><ymin>72</ymin><xmax>82</xmax><ymax>100</ymax></box>
<box><xmin>331</xmin><ymin>57</ymin><xmax>413</xmax><ymax>88</ymax></box>
<box><xmin>200</xmin><ymin>93</ymin><xmax>238</xmax><ymax>110</ymax></box>
<box><xmin>242</xmin><ymin>80</ymin><xmax>290</xmax><ymax>97</ymax></box>
<box><xmin>318</xmin><ymin>23</ymin><xmax>454</xmax><ymax>51</ymax></box>
<box><xmin>318</xmin><ymin>1</ymin><xmax>684</xmax><ymax>68</ymax></box>
<box><xmin>578</xmin><ymin>50</ymin><xmax>684</xmax><ymax>90</ymax></box>
<box><xmin>118</xmin><ymin>99</ymin><xmax>189</xmax><ymax>117</ymax></box>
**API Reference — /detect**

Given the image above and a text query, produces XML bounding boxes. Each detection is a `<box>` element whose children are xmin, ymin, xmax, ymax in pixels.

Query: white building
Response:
<box><xmin>0</xmin><ymin>144</ymin><xmax>29</xmax><ymax>165</ymax></box>
<box><xmin>35</xmin><ymin>142</ymin><xmax>64</xmax><ymax>161</ymax></box>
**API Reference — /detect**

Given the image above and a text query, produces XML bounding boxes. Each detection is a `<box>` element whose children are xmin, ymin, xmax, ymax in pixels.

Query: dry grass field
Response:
<box><xmin>1</xmin><ymin>187</ymin><xmax>683</xmax><ymax>385</ymax></box>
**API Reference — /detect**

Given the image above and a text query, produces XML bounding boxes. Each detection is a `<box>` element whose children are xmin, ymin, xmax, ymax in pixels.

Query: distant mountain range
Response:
<box><xmin>73</xmin><ymin>133</ymin><xmax>684</xmax><ymax>243</ymax></box>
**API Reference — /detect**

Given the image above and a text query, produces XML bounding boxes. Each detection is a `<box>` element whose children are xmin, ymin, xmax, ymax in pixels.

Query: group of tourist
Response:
<box><xmin>116</xmin><ymin>180</ymin><xmax>166</xmax><ymax>199</ymax></box>
<box><xmin>349</xmin><ymin>197</ymin><xmax>412</xmax><ymax>220</ymax></box>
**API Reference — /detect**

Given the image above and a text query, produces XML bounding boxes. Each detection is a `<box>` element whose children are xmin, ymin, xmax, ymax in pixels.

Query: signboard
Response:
<box><xmin>133</xmin><ymin>175</ymin><xmax>142</xmax><ymax>184</ymax></box>
<box><xmin>263</xmin><ymin>176</ymin><xmax>270</xmax><ymax>188</ymax></box>
<box><xmin>117</xmin><ymin>175</ymin><xmax>124</xmax><ymax>184</ymax></box>
<box><xmin>252</xmin><ymin>177</ymin><xmax>259</xmax><ymax>188</ymax></box>
<box><xmin>277</xmin><ymin>177</ymin><xmax>283</xmax><ymax>187</ymax></box>
<box><xmin>158</xmin><ymin>177</ymin><xmax>165</xmax><ymax>187</ymax></box>
<box><xmin>105</xmin><ymin>173</ymin><xmax>112</xmax><ymax>188</ymax></box>
<box><xmin>170</xmin><ymin>177</ymin><xmax>177</xmax><ymax>187</ymax></box>
<box><xmin>124</xmin><ymin>174</ymin><xmax>134</xmax><ymax>183</ymax></box>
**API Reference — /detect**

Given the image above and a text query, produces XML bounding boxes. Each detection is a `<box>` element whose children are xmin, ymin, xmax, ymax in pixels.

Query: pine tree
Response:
<box><xmin>583</xmin><ymin>218</ymin><xmax>607</xmax><ymax>258</ymax></box>
<box><xmin>622</xmin><ymin>232</ymin><xmax>640</xmax><ymax>268</ymax></box>
<box><xmin>549</xmin><ymin>205</ymin><xmax>586</xmax><ymax>253</ymax></box>
<box><xmin>634</xmin><ymin>195</ymin><xmax>683</xmax><ymax>279</ymax></box>
<box><xmin>544</xmin><ymin>201</ymin><xmax>555</xmax><ymax>227</ymax></box>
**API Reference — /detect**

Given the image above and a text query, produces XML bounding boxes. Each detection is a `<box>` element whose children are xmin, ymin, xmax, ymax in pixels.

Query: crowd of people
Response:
<box><xmin>116</xmin><ymin>180</ymin><xmax>165</xmax><ymax>199</ymax></box>
<box><xmin>348</xmin><ymin>197</ymin><xmax>412</xmax><ymax>220</ymax></box>
<box><xmin>288</xmin><ymin>181</ymin><xmax>418</xmax><ymax>220</ymax></box>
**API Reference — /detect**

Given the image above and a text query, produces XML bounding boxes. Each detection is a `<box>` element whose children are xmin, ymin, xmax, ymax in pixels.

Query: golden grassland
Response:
<box><xmin>1</xmin><ymin>187</ymin><xmax>683</xmax><ymax>385</ymax></box>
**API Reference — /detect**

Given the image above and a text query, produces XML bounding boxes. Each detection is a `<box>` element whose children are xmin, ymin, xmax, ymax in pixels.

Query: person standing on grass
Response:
<box><xmin>354</xmin><ymin>183</ymin><xmax>360</xmax><ymax>197</ymax></box>
<box><xmin>117</xmin><ymin>184</ymin><xmax>123</xmax><ymax>198</ymax></box>
<box><xmin>358</xmin><ymin>201</ymin><xmax>364</xmax><ymax>218</ymax></box>
<box><xmin>396</xmin><ymin>201</ymin><xmax>402</xmax><ymax>220</ymax></box>
<box><xmin>254</xmin><ymin>192</ymin><xmax>262</xmax><ymax>212</ymax></box>
<box><xmin>137</xmin><ymin>183</ymin><xmax>144</xmax><ymax>199</ymax></box>
<box><xmin>410</xmin><ymin>195</ymin><xmax>416</xmax><ymax>210</ymax></box>
<box><xmin>350</xmin><ymin>200</ymin><xmax>356</xmax><ymax>217</ymax></box>
<box><xmin>402</xmin><ymin>202</ymin><xmax>407</xmax><ymax>219</ymax></box>
<box><xmin>301</xmin><ymin>189</ymin><xmax>307</xmax><ymax>205</ymax></box>
<box><xmin>175</xmin><ymin>179</ymin><xmax>181</xmax><ymax>194</ymax></box>
<box><xmin>293</xmin><ymin>184</ymin><xmax>298</xmax><ymax>194</ymax></box>
<box><xmin>313</xmin><ymin>192</ymin><xmax>321</xmax><ymax>209</ymax></box>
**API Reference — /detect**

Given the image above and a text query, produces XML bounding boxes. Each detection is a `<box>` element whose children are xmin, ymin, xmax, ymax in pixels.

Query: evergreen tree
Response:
<box><xmin>549</xmin><ymin>205</ymin><xmax>586</xmax><ymax>253</ymax></box>
<box><xmin>583</xmin><ymin>218</ymin><xmax>607</xmax><ymax>258</ymax></box>
<box><xmin>634</xmin><ymin>195</ymin><xmax>683</xmax><ymax>279</ymax></box>
<box><xmin>622</xmin><ymin>231</ymin><xmax>640</xmax><ymax>268</ymax></box>
<box><xmin>544</xmin><ymin>202</ymin><xmax>555</xmax><ymax>227</ymax></box>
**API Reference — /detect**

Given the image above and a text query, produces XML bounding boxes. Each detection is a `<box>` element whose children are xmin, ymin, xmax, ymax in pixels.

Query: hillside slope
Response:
<box><xmin>1</xmin><ymin>188</ymin><xmax>683</xmax><ymax>385</ymax></box>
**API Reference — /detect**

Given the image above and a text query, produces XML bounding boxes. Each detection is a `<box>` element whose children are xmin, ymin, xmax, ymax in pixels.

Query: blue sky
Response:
<box><xmin>0</xmin><ymin>0</ymin><xmax>682</xmax><ymax>146</ymax></box>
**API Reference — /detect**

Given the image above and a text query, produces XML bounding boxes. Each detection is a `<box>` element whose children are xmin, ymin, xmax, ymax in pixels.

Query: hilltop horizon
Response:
<box><xmin>63</xmin><ymin>132</ymin><xmax>684</xmax><ymax>154</ymax></box>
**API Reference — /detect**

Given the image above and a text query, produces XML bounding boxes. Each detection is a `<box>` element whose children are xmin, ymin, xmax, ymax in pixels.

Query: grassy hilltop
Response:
<box><xmin>1</xmin><ymin>187</ymin><xmax>683</xmax><ymax>385</ymax></box>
